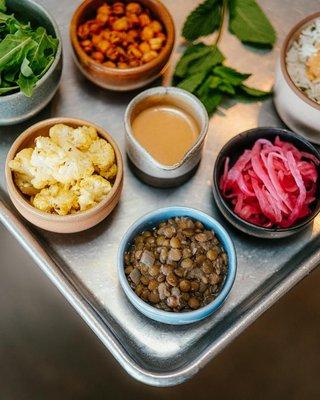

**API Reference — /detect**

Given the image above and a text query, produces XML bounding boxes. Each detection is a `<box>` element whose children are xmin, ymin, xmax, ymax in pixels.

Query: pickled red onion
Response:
<box><xmin>219</xmin><ymin>136</ymin><xmax>319</xmax><ymax>228</ymax></box>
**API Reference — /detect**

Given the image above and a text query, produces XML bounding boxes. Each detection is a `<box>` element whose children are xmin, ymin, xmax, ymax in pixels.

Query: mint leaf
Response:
<box><xmin>229</xmin><ymin>0</ymin><xmax>276</xmax><ymax>46</ymax></box>
<box><xmin>177</xmin><ymin>71</ymin><xmax>207</xmax><ymax>92</ymax></box>
<box><xmin>209</xmin><ymin>76</ymin><xmax>222</xmax><ymax>89</ymax></box>
<box><xmin>182</xmin><ymin>0</ymin><xmax>222</xmax><ymax>41</ymax></box>
<box><xmin>218</xmin><ymin>81</ymin><xmax>235</xmax><ymax>95</ymax></box>
<box><xmin>199</xmin><ymin>92</ymin><xmax>222</xmax><ymax>114</ymax></box>
<box><xmin>239</xmin><ymin>84</ymin><xmax>270</xmax><ymax>97</ymax></box>
<box><xmin>174</xmin><ymin>44</ymin><xmax>213</xmax><ymax>78</ymax></box>
<box><xmin>188</xmin><ymin>45</ymin><xmax>224</xmax><ymax>75</ymax></box>
<box><xmin>0</xmin><ymin>0</ymin><xmax>6</xmax><ymax>12</ymax></box>
<box><xmin>213</xmin><ymin>65</ymin><xmax>250</xmax><ymax>85</ymax></box>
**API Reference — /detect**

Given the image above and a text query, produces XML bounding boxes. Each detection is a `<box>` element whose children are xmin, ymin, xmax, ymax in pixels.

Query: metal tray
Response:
<box><xmin>1</xmin><ymin>0</ymin><xmax>320</xmax><ymax>387</ymax></box>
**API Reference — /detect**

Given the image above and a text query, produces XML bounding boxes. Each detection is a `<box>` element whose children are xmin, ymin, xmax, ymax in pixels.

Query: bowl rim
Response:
<box><xmin>117</xmin><ymin>206</ymin><xmax>237</xmax><ymax>322</ymax></box>
<box><xmin>70</xmin><ymin>0</ymin><xmax>175</xmax><ymax>77</ymax></box>
<box><xmin>213</xmin><ymin>127</ymin><xmax>320</xmax><ymax>233</ymax></box>
<box><xmin>280</xmin><ymin>11</ymin><xmax>320</xmax><ymax>111</ymax></box>
<box><xmin>124</xmin><ymin>86</ymin><xmax>209</xmax><ymax>171</ymax></box>
<box><xmin>5</xmin><ymin>117</ymin><xmax>123</xmax><ymax>222</ymax></box>
<box><xmin>0</xmin><ymin>0</ymin><xmax>62</xmax><ymax>101</ymax></box>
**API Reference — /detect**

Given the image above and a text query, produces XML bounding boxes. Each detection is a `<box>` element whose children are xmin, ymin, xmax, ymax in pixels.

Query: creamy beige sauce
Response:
<box><xmin>132</xmin><ymin>105</ymin><xmax>199</xmax><ymax>166</ymax></box>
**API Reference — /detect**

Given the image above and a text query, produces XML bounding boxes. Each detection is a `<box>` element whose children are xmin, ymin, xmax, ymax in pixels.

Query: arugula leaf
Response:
<box><xmin>29</xmin><ymin>27</ymin><xmax>58</xmax><ymax>74</ymax></box>
<box><xmin>177</xmin><ymin>71</ymin><xmax>207</xmax><ymax>92</ymax></box>
<box><xmin>0</xmin><ymin>31</ymin><xmax>34</xmax><ymax>72</ymax></box>
<box><xmin>213</xmin><ymin>65</ymin><xmax>250</xmax><ymax>85</ymax></box>
<box><xmin>20</xmin><ymin>56</ymin><xmax>33</xmax><ymax>77</ymax></box>
<box><xmin>182</xmin><ymin>0</ymin><xmax>222</xmax><ymax>42</ymax></box>
<box><xmin>0</xmin><ymin>5</ymin><xmax>58</xmax><ymax>96</ymax></box>
<box><xmin>0</xmin><ymin>0</ymin><xmax>6</xmax><ymax>12</ymax></box>
<box><xmin>228</xmin><ymin>0</ymin><xmax>276</xmax><ymax>46</ymax></box>
<box><xmin>0</xmin><ymin>85</ymin><xmax>18</xmax><ymax>94</ymax></box>
<box><xmin>239</xmin><ymin>84</ymin><xmax>270</xmax><ymax>97</ymax></box>
<box><xmin>17</xmin><ymin>73</ymin><xmax>37</xmax><ymax>97</ymax></box>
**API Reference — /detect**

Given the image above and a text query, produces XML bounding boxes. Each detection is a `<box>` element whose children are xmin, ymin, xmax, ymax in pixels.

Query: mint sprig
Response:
<box><xmin>173</xmin><ymin>0</ymin><xmax>275</xmax><ymax>115</ymax></box>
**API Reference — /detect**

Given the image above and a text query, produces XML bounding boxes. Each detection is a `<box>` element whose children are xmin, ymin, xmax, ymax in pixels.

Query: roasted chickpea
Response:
<box><xmin>113</xmin><ymin>17</ymin><xmax>129</xmax><ymax>31</ymax></box>
<box><xmin>139</xmin><ymin>41</ymin><xmax>150</xmax><ymax>53</ymax></box>
<box><xmin>112</xmin><ymin>2</ymin><xmax>125</xmax><ymax>15</ymax></box>
<box><xmin>126</xmin><ymin>2</ymin><xmax>142</xmax><ymax>14</ymax></box>
<box><xmin>91</xmin><ymin>51</ymin><xmax>104</xmax><ymax>62</ymax></box>
<box><xmin>149</xmin><ymin>20</ymin><xmax>162</xmax><ymax>33</ymax></box>
<box><xmin>141</xmin><ymin>26</ymin><xmax>154</xmax><ymax>41</ymax></box>
<box><xmin>139</xmin><ymin>13</ymin><xmax>151</xmax><ymax>27</ymax></box>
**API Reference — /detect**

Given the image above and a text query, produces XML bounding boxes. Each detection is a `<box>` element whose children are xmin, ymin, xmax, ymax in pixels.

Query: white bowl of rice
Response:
<box><xmin>274</xmin><ymin>12</ymin><xmax>320</xmax><ymax>145</ymax></box>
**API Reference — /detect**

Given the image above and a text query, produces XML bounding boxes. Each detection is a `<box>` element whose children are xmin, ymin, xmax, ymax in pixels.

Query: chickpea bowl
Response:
<box><xmin>117</xmin><ymin>207</ymin><xmax>237</xmax><ymax>325</ymax></box>
<box><xmin>70</xmin><ymin>0</ymin><xmax>175</xmax><ymax>91</ymax></box>
<box><xmin>5</xmin><ymin>117</ymin><xmax>123</xmax><ymax>233</ymax></box>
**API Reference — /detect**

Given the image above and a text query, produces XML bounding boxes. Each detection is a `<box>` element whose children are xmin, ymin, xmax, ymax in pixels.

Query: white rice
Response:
<box><xmin>286</xmin><ymin>18</ymin><xmax>320</xmax><ymax>103</ymax></box>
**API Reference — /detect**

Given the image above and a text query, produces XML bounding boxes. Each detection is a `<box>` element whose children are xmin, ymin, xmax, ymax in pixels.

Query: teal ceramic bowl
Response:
<box><xmin>118</xmin><ymin>206</ymin><xmax>237</xmax><ymax>325</ymax></box>
<box><xmin>0</xmin><ymin>0</ymin><xmax>62</xmax><ymax>126</ymax></box>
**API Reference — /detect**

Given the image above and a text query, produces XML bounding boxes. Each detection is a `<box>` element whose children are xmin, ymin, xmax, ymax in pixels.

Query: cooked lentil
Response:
<box><xmin>77</xmin><ymin>1</ymin><xmax>166</xmax><ymax>68</ymax></box>
<box><xmin>124</xmin><ymin>217</ymin><xmax>228</xmax><ymax>312</ymax></box>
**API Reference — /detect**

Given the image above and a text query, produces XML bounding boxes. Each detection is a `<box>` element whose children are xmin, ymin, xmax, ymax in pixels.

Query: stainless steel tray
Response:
<box><xmin>1</xmin><ymin>0</ymin><xmax>320</xmax><ymax>387</ymax></box>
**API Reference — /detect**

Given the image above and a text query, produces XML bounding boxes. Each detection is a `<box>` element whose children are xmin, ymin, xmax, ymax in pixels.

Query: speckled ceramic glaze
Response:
<box><xmin>274</xmin><ymin>12</ymin><xmax>320</xmax><ymax>145</ymax></box>
<box><xmin>124</xmin><ymin>87</ymin><xmax>209</xmax><ymax>188</ymax></box>
<box><xmin>212</xmin><ymin>127</ymin><xmax>320</xmax><ymax>239</ymax></box>
<box><xmin>0</xmin><ymin>0</ymin><xmax>62</xmax><ymax>126</ymax></box>
<box><xmin>118</xmin><ymin>206</ymin><xmax>237</xmax><ymax>325</ymax></box>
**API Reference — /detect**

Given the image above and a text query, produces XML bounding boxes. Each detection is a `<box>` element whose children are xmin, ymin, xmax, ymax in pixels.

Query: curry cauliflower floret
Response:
<box><xmin>9</xmin><ymin>148</ymin><xmax>36</xmax><ymax>177</ymax></box>
<box><xmin>13</xmin><ymin>172</ymin><xmax>40</xmax><ymax>196</ymax></box>
<box><xmin>72</xmin><ymin>175</ymin><xmax>112</xmax><ymax>211</ymax></box>
<box><xmin>32</xmin><ymin>184</ymin><xmax>78</xmax><ymax>216</ymax></box>
<box><xmin>100</xmin><ymin>163</ymin><xmax>117</xmax><ymax>180</ymax></box>
<box><xmin>30</xmin><ymin>137</ymin><xmax>66</xmax><ymax>188</ymax></box>
<box><xmin>52</xmin><ymin>146</ymin><xmax>94</xmax><ymax>185</ymax></box>
<box><xmin>49</xmin><ymin>124</ymin><xmax>98</xmax><ymax>151</ymax></box>
<box><xmin>88</xmin><ymin>138</ymin><xmax>115</xmax><ymax>171</ymax></box>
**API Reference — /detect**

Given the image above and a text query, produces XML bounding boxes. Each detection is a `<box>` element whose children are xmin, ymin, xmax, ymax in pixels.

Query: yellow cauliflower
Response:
<box><xmin>9</xmin><ymin>148</ymin><xmax>36</xmax><ymax>177</ymax></box>
<box><xmin>100</xmin><ymin>163</ymin><xmax>118</xmax><ymax>180</ymax></box>
<box><xmin>13</xmin><ymin>172</ymin><xmax>39</xmax><ymax>196</ymax></box>
<box><xmin>32</xmin><ymin>184</ymin><xmax>78</xmax><ymax>216</ymax></box>
<box><xmin>49</xmin><ymin>124</ymin><xmax>98</xmax><ymax>151</ymax></box>
<box><xmin>88</xmin><ymin>138</ymin><xmax>115</xmax><ymax>172</ymax></box>
<box><xmin>72</xmin><ymin>175</ymin><xmax>112</xmax><ymax>211</ymax></box>
<box><xmin>52</xmin><ymin>146</ymin><xmax>94</xmax><ymax>185</ymax></box>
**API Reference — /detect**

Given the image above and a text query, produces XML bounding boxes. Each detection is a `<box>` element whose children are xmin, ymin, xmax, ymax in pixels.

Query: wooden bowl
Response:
<box><xmin>70</xmin><ymin>0</ymin><xmax>175</xmax><ymax>91</ymax></box>
<box><xmin>5</xmin><ymin>117</ymin><xmax>124</xmax><ymax>233</ymax></box>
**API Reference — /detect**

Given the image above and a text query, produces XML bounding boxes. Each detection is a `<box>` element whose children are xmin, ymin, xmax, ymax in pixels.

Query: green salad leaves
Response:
<box><xmin>0</xmin><ymin>0</ymin><xmax>58</xmax><ymax>97</ymax></box>
<box><xmin>173</xmin><ymin>0</ymin><xmax>276</xmax><ymax>114</ymax></box>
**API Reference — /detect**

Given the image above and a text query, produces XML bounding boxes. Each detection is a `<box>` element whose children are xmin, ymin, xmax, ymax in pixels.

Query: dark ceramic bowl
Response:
<box><xmin>212</xmin><ymin>127</ymin><xmax>320</xmax><ymax>239</ymax></box>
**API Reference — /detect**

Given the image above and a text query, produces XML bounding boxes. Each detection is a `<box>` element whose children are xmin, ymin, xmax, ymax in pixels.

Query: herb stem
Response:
<box><xmin>214</xmin><ymin>0</ymin><xmax>227</xmax><ymax>46</ymax></box>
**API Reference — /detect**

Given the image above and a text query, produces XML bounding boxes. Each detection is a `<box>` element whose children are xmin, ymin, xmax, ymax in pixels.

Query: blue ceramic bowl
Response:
<box><xmin>118</xmin><ymin>206</ymin><xmax>237</xmax><ymax>325</ymax></box>
<box><xmin>0</xmin><ymin>0</ymin><xmax>62</xmax><ymax>125</ymax></box>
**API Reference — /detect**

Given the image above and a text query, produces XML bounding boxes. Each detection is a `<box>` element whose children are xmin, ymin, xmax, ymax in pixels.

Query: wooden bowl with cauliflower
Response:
<box><xmin>5</xmin><ymin>117</ymin><xmax>123</xmax><ymax>233</ymax></box>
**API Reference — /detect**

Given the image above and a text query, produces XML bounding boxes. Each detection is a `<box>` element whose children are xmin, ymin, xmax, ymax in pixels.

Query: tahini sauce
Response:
<box><xmin>132</xmin><ymin>105</ymin><xmax>199</xmax><ymax>166</ymax></box>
